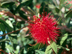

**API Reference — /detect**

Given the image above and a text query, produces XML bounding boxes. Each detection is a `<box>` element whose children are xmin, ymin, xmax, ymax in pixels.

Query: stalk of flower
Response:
<box><xmin>28</xmin><ymin>12</ymin><xmax>59</xmax><ymax>45</ymax></box>
<box><xmin>35</xmin><ymin>4</ymin><xmax>41</xmax><ymax>9</ymax></box>
<box><xmin>65</xmin><ymin>0</ymin><xmax>72</xmax><ymax>10</ymax></box>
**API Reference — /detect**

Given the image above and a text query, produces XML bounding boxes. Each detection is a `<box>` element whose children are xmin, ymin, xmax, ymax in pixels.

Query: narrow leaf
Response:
<box><xmin>51</xmin><ymin>42</ymin><xmax>57</xmax><ymax>54</ymax></box>
<box><xmin>45</xmin><ymin>45</ymin><xmax>52</xmax><ymax>54</ymax></box>
<box><xmin>60</xmin><ymin>33</ymin><xmax>68</xmax><ymax>45</ymax></box>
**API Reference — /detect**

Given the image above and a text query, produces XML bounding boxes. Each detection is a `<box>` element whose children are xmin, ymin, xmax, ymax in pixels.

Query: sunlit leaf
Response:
<box><xmin>35</xmin><ymin>50</ymin><xmax>45</xmax><ymax>54</ymax></box>
<box><xmin>0</xmin><ymin>19</ymin><xmax>12</xmax><ymax>32</ymax></box>
<box><xmin>6</xmin><ymin>20</ymin><xmax>13</xmax><ymax>28</ymax></box>
<box><xmin>45</xmin><ymin>45</ymin><xmax>52</xmax><ymax>54</ymax></box>
<box><xmin>60</xmin><ymin>33</ymin><xmax>68</xmax><ymax>45</ymax></box>
<box><xmin>51</xmin><ymin>42</ymin><xmax>57</xmax><ymax>54</ymax></box>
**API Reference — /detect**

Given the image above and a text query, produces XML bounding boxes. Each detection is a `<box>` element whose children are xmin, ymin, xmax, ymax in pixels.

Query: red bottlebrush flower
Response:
<box><xmin>36</xmin><ymin>4</ymin><xmax>41</xmax><ymax>9</ymax></box>
<box><xmin>29</xmin><ymin>13</ymin><xmax>59</xmax><ymax>44</ymax></box>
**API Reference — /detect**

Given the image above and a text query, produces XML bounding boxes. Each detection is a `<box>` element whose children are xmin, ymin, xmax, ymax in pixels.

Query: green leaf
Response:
<box><xmin>19</xmin><ymin>0</ymin><xmax>22</xmax><ymax>3</ymax></box>
<box><xmin>45</xmin><ymin>45</ymin><xmax>52</xmax><ymax>54</ymax></box>
<box><xmin>28</xmin><ymin>43</ymin><xmax>41</xmax><ymax>50</ymax></box>
<box><xmin>16</xmin><ymin>22</ymin><xmax>21</xmax><ymax>28</ymax></box>
<box><xmin>19</xmin><ymin>10</ymin><xmax>28</xmax><ymax>20</ymax></box>
<box><xmin>27</xmin><ymin>43</ymin><xmax>45</xmax><ymax>54</ymax></box>
<box><xmin>0</xmin><ymin>19</ymin><xmax>12</xmax><ymax>32</ymax></box>
<box><xmin>9</xmin><ymin>36</ymin><xmax>18</xmax><ymax>44</ymax></box>
<box><xmin>66</xmin><ymin>11</ymin><xmax>72</xmax><ymax>18</ymax></box>
<box><xmin>67</xmin><ymin>18</ymin><xmax>72</xmax><ymax>29</ymax></box>
<box><xmin>35</xmin><ymin>50</ymin><xmax>45</xmax><ymax>54</ymax></box>
<box><xmin>0</xmin><ymin>23</ymin><xmax>5</xmax><ymax>31</ymax></box>
<box><xmin>51</xmin><ymin>42</ymin><xmax>57</xmax><ymax>54</ymax></box>
<box><xmin>6</xmin><ymin>43</ymin><xmax>14</xmax><ymax>53</ymax></box>
<box><xmin>60</xmin><ymin>0</ymin><xmax>65</xmax><ymax>8</ymax></box>
<box><xmin>60</xmin><ymin>33</ymin><xmax>68</xmax><ymax>45</ymax></box>
<box><xmin>55</xmin><ymin>7</ymin><xmax>60</xmax><ymax>13</ymax></box>
<box><xmin>6</xmin><ymin>20</ymin><xmax>13</xmax><ymax>28</ymax></box>
<box><xmin>39</xmin><ymin>2</ymin><xmax>46</xmax><ymax>14</ymax></box>
<box><xmin>67</xmin><ymin>38</ymin><xmax>72</xmax><ymax>41</ymax></box>
<box><xmin>0</xmin><ymin>14</ymin><xmax>2</xmax><ymax>18</ymax></box>
<box><xmin>58</xmin><ymin>49</ymin><xmax>63</xmax><ymax>54</ymax></box>
<box><xmin>15</xmin><ymin>0</ymin><xmax>32</xmax><ymax>13</ymax></box>
<box><xmin>11</xmin><ymin>34</ymin><xmax>17</xmax><ymax>36</ymax></box>
<box><xmin>1</xmin><ymin>2</ymin><xmax>15</xmax><ymax>8</ymax></box>
<box><xmin>1</xmin><ymin>2</ymin><xmax>15</xmax><ymax>14</ymax></box>
<box><xmin>39</xmin><ymin>2</ymin><xmax>50</xmax><ymax>14</ymax></box>
<box><xmin>48</xmin><ymin>49</ymin><xmax>52</xmax><ymax>54</ymax></box>
<box><xmin>0</xmin><ymin>39</ymin><xmax>7</xmax><ymax>42</ymax></box>
<box><xmin>12</xmin><ymin>38</ymin><xmax>18</xmax><ymax>44</ymax></box>
<box><xmin>60</xmin><ymin>0</ymin><xmax>65</xmax><ymax>4</ymax></box>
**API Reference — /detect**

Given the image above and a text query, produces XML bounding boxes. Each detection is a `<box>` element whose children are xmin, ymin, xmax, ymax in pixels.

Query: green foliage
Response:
<box><xmin>45</xmin><ymin>45</ymin><xmax>52</xmax><ymax>54</ymax></box>
<box><xmin>51</xmin><ymin>42</ymin><xmax>57</xmax><ymax>54</ymax></box>
<box><xmin>1</xmin><ymin>2</ymin><xmax>15</xmax><ymax>8</ymax></box>
<box><xmin>45</xmin><ymin>42</ymin><xmax>57</xmax><ymax>54</ymax></box>
<box><xmin>0</xmin><ymin>14</ymin><xmax>2</xmax><ymax>18</ymax></box>
<box><xmin>0</xmin><ymin>0</ymin><xmax>72</xmax><ymax>54</ymax></box>
<box><xmin>0</xmin><ymin>23</ymin><xmax>5</xmax><ymax>31</ymax></box>
<box><xmin>55</xmin><ymin>7</ymin><xmax>60</xmax><ymax>13</ymax></box>
<box><xmin>19</xmin><ymin>10</ymin><xmax>28</xmax><ymax>20</ymax></box>
<box><xmin>66</xmin><ymin>11</ymin><xmax>72</xmax><ymax>18</ymax></box>
<box><xmin>15</xmin><ymin>0</ymin><xmax>32</xmax><ymax>13</ymax></box>
<box><xmin>35</xmin><ymin>50</ymin><xmax>45</xmax><ymax>54</ymax></box>
<box><xmin>39</xmin><ymin>2</ymin><xmax>50</xmax><ymax>14</ymax></box>
<box><xmin>1</xmin><ymin>2</ymin><xmax>15</xmax><ymax>14</ymax></box>
<box><xmin>0</xmin><ymin>19</ymin><xmax>12</xmax><ymax>32</ymax></box>
<box><xmin>60</xmin><ymin>33</ymin><xmax>68</xmax><ymax>45</ymax></box>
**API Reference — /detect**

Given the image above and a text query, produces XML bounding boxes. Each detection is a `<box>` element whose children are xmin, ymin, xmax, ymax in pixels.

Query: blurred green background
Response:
<box><xmin>0</xmin><ymin>0</ymin><xmax>72</xmax><ymax>54</ymax></box>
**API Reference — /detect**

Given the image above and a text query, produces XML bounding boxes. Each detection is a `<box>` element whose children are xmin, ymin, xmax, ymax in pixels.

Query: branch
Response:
<box><xmin>29</xmin><ymin>42</ymin><xmax>38</xmax><ymax>46</ymax></box>
<box><xmin>58</xmin><ymin>26</ymin><xmax>72</xmax><ymax>33</ymax></box>
<box><xmin>0</xmin><ymin>0</ymin><xmax>34</xmax><ymax>22</ymax></box>
<box><xmin>0</xmin><ymin>27</ymin><xmax>24</xmax><ymax>36</ymax></box>
<box><xmin>0</xmin><ymin>11</ymin><xmax>27</xmax><ymax>22</ymax></box>
<box><xmin>16</xmin><ymin>0</ymin><xmax>30</xmax><ymax>15</ymax></box>
<box><xmin>16</xmin><ymin>0</ymin><xmax>35</xmax><ymax>19</ymax></box>
<box><xmin>0</xmin><ymin>49</ymin><xmax>8</xmax><ymax>54</ymax></box>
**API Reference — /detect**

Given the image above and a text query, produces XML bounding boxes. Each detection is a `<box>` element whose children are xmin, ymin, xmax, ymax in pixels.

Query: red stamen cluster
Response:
<box><xmin>29</xmin><ymin>13</ymin><xmax>59</xmax><ymax>44</ymax></box>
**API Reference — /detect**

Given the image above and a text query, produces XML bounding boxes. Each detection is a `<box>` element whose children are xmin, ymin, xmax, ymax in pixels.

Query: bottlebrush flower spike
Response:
<box><xmin>29</xmin><ymin>13</ymin><xmax>59</xmax><ymax>44</ymax></box>
<box><xmin>35</xmin><ymin>4</ymin><xmax>41</xmax><ymax>9</ymax></box>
